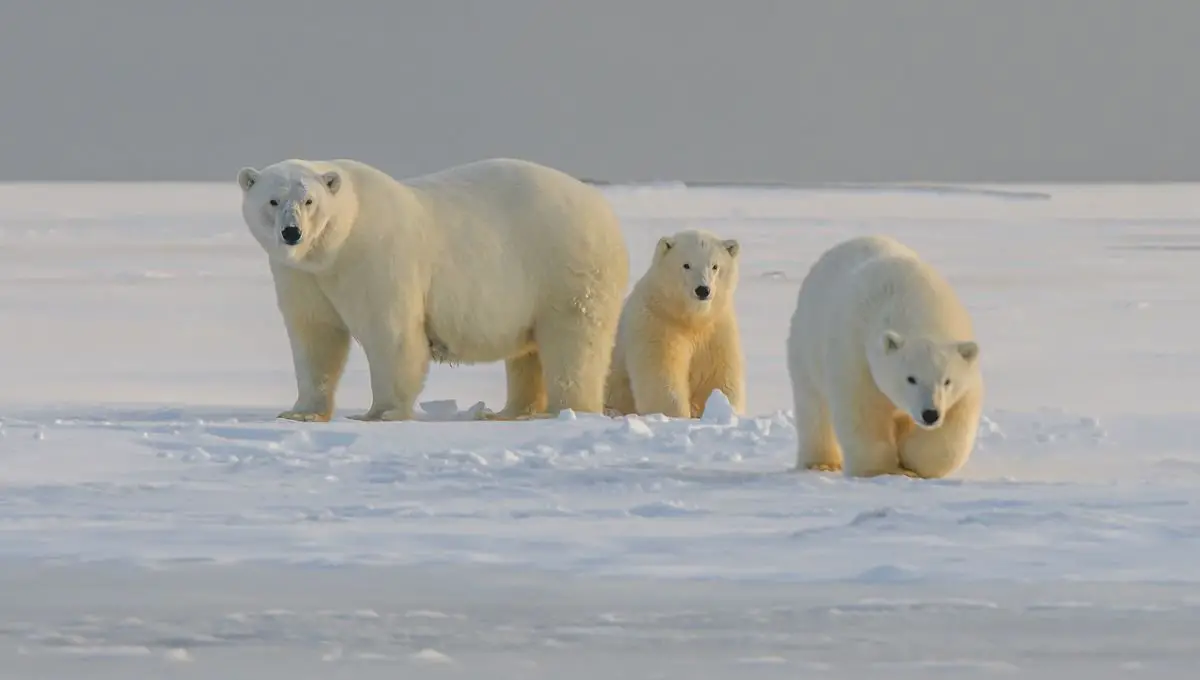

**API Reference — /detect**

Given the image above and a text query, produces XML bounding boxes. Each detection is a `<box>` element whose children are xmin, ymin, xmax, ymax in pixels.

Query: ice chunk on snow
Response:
<box><xmin>700</xmin><ymin>389</ymin><xmax>738</xmax><ymax>425</ymax></box>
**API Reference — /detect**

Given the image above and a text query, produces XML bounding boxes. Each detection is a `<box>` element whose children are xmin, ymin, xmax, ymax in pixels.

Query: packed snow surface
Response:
<box><xmin>2</xmin><ymin>180</ymin><xmax>1200</xmax><ymax>677</ymax></box>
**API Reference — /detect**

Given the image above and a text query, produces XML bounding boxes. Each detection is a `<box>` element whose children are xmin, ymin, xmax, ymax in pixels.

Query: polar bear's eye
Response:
<box><xmin>269</xmin><ymin>199</ymin><xmax>278</xmax><ymax>206</ymax></box>
<box><xmin>712</xmin><ymin>264</ymin><xmax>719</xmax><ymax>272</ymax></box>
<box><xmin>943</xmin><ymin>379</ymin><xmax>952</xmax><ymax>386</ymax></box>
<box><xmin>683</xmin><ymin>264</ymin><xmax>691</xmax><ymax>270</ymax></box>
<box><xmin>906</xmin><ymin>376</ymin><xmax>917</xmax><ymax>385</ymax></box>
<box><xmin>305</xmin><ymin>198</ymin><xmax>313</xmax><ymax>206</ymax></box>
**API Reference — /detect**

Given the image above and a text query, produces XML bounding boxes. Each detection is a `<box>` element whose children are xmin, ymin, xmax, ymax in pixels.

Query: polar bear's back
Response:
<box><xmin>791</xmin><ymin>234</ymin><xmax>912</xmax><ymax>329</ymax></box>
<box><xmin>406</xmin><ymin>158</ymin><xmax>617</xmax><ymax>242</ymax></box>
<box><xmin>788</xmin><ymin>235</ymin><xmax>970</xmax><ymax>386</ymax></box>
<box><xmin>407</xmin><ymin>158</ymin><xmax>626</xmax><ymax>287</ymax></box>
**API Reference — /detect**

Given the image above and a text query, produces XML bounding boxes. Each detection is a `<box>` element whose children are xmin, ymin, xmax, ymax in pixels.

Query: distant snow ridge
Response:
<box><xmin>592</xmin><ymin>178</ymin><xmax>1052</xmax><ymax>201</ymax></box>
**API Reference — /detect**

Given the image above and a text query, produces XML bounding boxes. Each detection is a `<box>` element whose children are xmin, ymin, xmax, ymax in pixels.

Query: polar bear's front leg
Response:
<box><xmin>791</xmin><ymin>373</ymin><xmax>841</xmax><ymax>472</ymax></box>
<box><xmin>349</xmin><ymin>323</ymin><xmax>432</xmax><ymax>422</ymax></box>
<box><xmin>603</xmin><ymin>348</ymin><xmax>636</xmax><ymax>416</ymax></box>
<box><xmin>832</xmin><ymin>411</ymin><xmax>904</xmax><ymax>477</ymax></box>
<box><xmin>692</xmin><ymin>319</ymin><xmax>745</xmax><ymax>417</ymax></box>
<box><xmin>627</xmin><ymin>335</ymin><xmax>693</xmax><ymax>418</ymax></box>
<box><xmin>272</xmin><ymin>268</ymin><xmax>351</xmax><ymax>423</ymax></box>
<box><xmin>279</xmin><ymin>319</ymin><xmax>352</xmax><ymax>422</ymax></box>
<box><xmin>828</xmin><ymin>382</ymin><xmax>906</xmax><ymax>477</ymax></box>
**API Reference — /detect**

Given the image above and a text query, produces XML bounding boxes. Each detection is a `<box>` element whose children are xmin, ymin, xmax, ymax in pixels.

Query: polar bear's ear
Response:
<box><xmin>722</xmin><ymin>239</ymin><xmax>740</xmax><ymax>258</ymax></box>
<box><xmin>956</xmin><ymin>341</ymin><xmax>980</xmax><ymax>363</ymax></box>
<box><xmin>883</xmin><ymin>330</ymin><xmax>904</xmax><ymax>353</ymax></box>
<box><xmin>237</xmin><ymin>167</ymin><xmax>260</xmax><ymax>192</ymax></box>
<box><xmin>320</xmin><ymin>171</ymin><xmax>342</xmax><ymax>195</ymax></box>
<box><xmin>655</xmin><ymin>236</ymin><xmax>675</xmax><ymax>259</ymax></box>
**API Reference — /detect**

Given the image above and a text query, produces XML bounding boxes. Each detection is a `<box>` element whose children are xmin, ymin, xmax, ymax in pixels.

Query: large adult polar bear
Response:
<box><xmin>237</xmin><ymin>157</ymin><xmax>630</xmax><ymax>422</ymax></box>
<box><xmin>786</xmin><ymin>235</ymin><xmax>983</xmax><ymax>478</ymax></box>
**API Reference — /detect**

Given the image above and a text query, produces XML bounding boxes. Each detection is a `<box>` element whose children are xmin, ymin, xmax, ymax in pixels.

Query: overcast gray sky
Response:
<box><xmin>1</xmin><ymin>0</ymin><xmax>1197</xmax><ymax>183</ymax></box>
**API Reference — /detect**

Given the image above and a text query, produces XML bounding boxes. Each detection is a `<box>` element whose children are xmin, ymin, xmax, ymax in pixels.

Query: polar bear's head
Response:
<box><xmin>649</xmin><ymin>229</ymin><xmax>740</xmax><ymax>316</ymax></box>
<box><xmin>867</xmin><ymin>330</ymin><xmax>980</xmax><ymax>429</ymax></box>
<box><xmin>237</xmin><ymin>160</ymin><xmax>352</xmax><ymax>271</ymax></box>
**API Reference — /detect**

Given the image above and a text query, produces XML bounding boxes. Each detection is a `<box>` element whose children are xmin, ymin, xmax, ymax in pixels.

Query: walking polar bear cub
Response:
<box><xmin>605</xmin><ymin>229</ymin><xmax>745</xmax><ymax>418</ymax></box>
<box><xmin>786</xmin><ymin>235</ymin><xmax>982</xmax><ymax>479</ymax></box>
<box><xmin>237</xmin><ymin>157</ymin><xmax>629</xmax><ymax>422</ymax></box>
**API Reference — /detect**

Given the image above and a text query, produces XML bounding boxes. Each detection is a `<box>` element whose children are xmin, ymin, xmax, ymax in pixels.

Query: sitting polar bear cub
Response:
<box><xmin>786</xmin><ymin>235</ymin><xmax>982</xmax><ymax>478</ymax></box>
<box><xmin>604</xmin><ymin>229</ymin><xmax>745</xmax><ymax>418</ymax></box>
<box><xmin>237</xmin><ymin>157</ymin><xmax>629</xmax><ymax>422</ymax></box>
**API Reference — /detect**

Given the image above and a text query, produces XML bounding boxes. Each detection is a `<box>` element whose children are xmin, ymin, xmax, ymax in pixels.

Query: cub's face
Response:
<box><xmin>652</xmin><ymin>230</ymin><xmax>741</xmax><ymax>315</ymax></box>
<box><xmin>237</xmin><ymin>163</ymin><xmax>342</xmax><ymax>269</ymax></box>
<box><xmin>867</xmin><ymin>330</ymin><xmax>981</xmax><ymax>429</ymax></box>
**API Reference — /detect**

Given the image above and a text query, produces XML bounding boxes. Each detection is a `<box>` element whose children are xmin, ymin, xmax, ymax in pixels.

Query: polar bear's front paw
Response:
<box><xmin>804</xmin><ymin>462</ymin><xmax>843</xmax><ymax>472</ymax></box>
<box><xmin>347</xmin><ymin>408</ymin><xmax>412</xmax><ymax>422</ymax></box>
<box><xmin>278</xmin><ymin>410</ymin><xmax>331</xmax><ymax>423</ymax></box>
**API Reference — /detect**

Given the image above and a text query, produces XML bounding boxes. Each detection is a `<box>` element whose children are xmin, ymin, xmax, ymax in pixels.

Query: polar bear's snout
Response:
<box><xmin>912</xmin><ymin>385</ymin><xmax>944</xmax><ymax>429</ymax></box>
<box><xmin>281</xmin><ymin>225</ymin><xmax>302</xmax><ymax>245</ymax></box>
<box><xmin>278</xmin><ymin>203</ymin><xmax>303</xmax><ymax>245</ymax></box>
<box><xmin>694</xmin><ymin>285</ymin><xmax>711</xmax><ymax>300</ymax></box>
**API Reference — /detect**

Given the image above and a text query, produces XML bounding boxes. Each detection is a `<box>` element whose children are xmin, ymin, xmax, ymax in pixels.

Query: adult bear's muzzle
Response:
<box><xmin>281</xmin><ymin>225</ymin><xmax>302</xmax><ymax>245</ymax></box>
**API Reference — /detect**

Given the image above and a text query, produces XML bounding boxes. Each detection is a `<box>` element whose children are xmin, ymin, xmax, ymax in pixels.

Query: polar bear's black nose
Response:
<box><xmin>921</xmin><ymin>409</ymin><xmax>940</xmax><ymax>425</ymax></box>
<box><xmin>694</xmin><ymin>285</ymin><xmax>711</xmax><ymax>300</ymax></box>
<box><xmin>281</xmin><ymin>226</ymin><xmax>302</xmax><ymax>245</ymax></box>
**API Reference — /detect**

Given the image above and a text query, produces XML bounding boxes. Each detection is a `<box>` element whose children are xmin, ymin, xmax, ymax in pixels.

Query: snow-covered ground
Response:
<box><xmin>3</xmin><ymin>180</ymin><xmax>1200</xmax><ymax>677</ymax></box>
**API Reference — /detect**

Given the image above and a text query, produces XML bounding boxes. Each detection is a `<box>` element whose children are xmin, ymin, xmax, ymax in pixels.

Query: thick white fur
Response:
<box><xmin>785</xmin><ymin>235</ymin><xmax>982</xmax><ymax>478</ymax></box>
<box><xmin>237</xmin><ymin>157</ymin><xmax>630</xmax><ymax>422</ymax></box>
<box><xmin>605</xmin><ymin>229</ymin><xmax>745</xmax><ymax>418</ymax></box>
